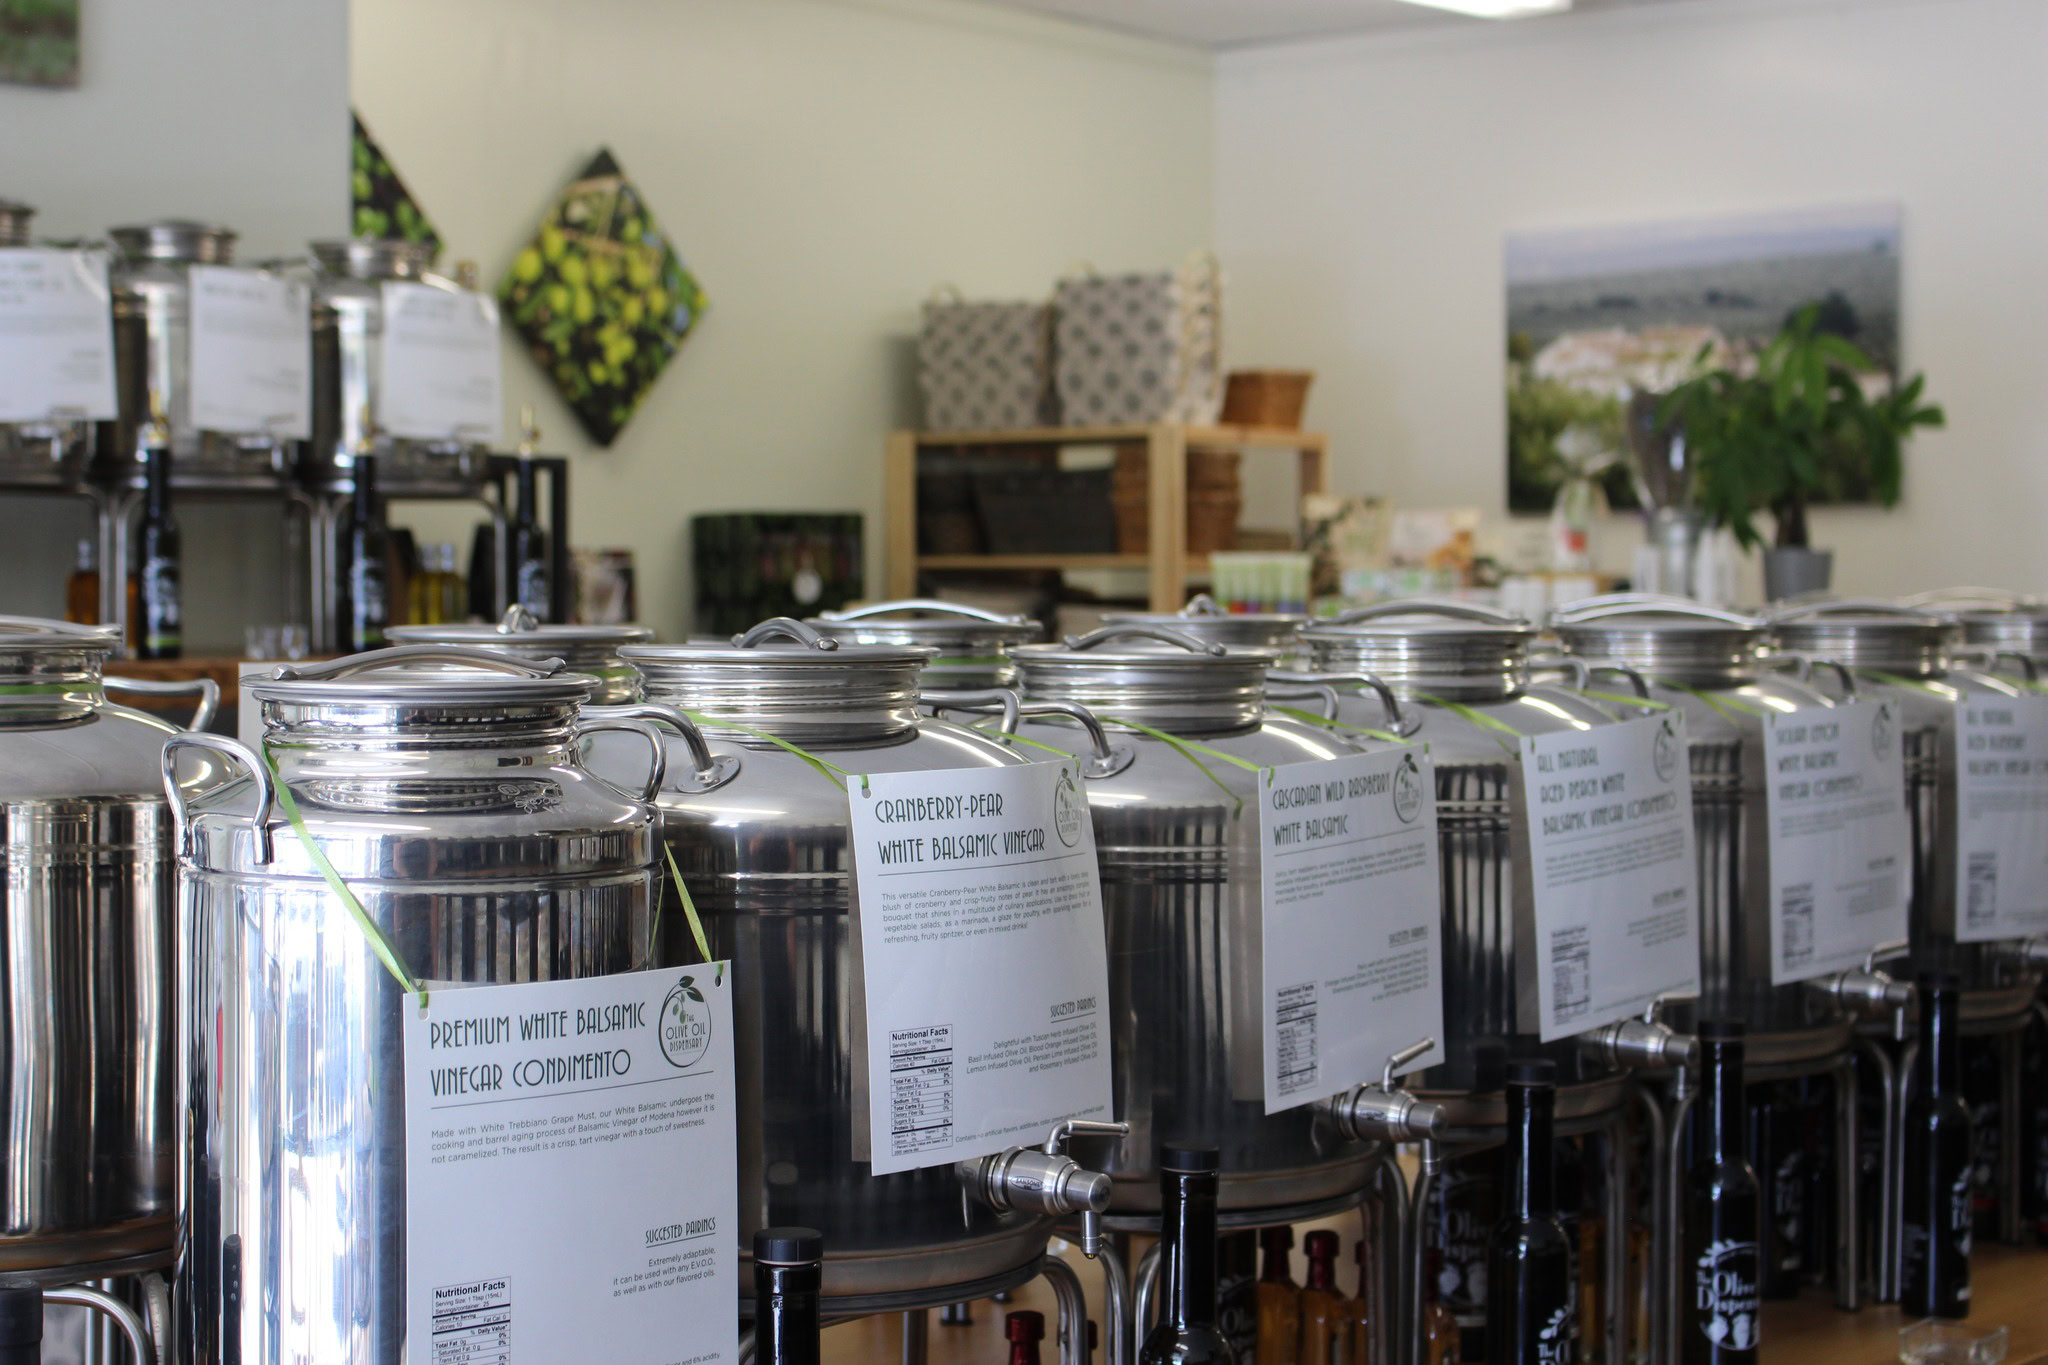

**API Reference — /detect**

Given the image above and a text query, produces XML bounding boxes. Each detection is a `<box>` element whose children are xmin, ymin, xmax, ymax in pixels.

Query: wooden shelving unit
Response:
<box><xmin>885</xmin><ymin>423</ymin><xmax>1328</xmax><ymax>611</ymax></box>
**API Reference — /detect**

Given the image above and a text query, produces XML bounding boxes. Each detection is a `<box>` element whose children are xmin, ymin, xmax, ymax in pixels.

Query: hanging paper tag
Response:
<box><xmin>1953</xmin><ymin>691</ymin><xmax>2048</xmax><ymax>941</ymax></box>
<box><xmin>1762</xmin><ymin>699</ymin><xmax>1910</xmax><ymax>981</ymax></box>
<box><xmin>848</xmin><ymin>761</ymin><xmax>1113</xmax><ymax>1175</ymax></box>
<box><xmin>377</xmin><ymin>280</ymin><xmax>503</xmax><ymax>444</ymax></box>
<box><xmin>0</xmin><ymin>249</ymin><xmax>117</xmax><ymax>423</ymax></box>
<box><xmin>403</xmin><ymin>965</ymin><xmax>737</xmax><ymax>1364</ymax></box>
<box><xmin>1519</xmin><ymin>712</ymin><xmax>1701</xmax><ymax>1041</ymax></box>
<box><xmin>188</xmin><ymin>265</ymin><xmax>311</xmax><ymax>438</ymax></box>
<box><xmin>1258</xmin><ymin>748</ymin><xmax>1444</xmax><ymax>1112</ymax></box>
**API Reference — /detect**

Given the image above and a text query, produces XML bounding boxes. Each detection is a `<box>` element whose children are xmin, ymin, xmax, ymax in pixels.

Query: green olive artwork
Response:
<box><xmin>499</xmin><ymin>149</ymin><xmax>707</xmax><ymax>447</ymax></box>
<box><xmin>0</xmin><ymin>0</ymin><xmax>78</xmax><ymax>87</ymax></box>
<box><xmin>350</xmin><ymin>112</ymin><xmax>442</xmax><ymax>263</ymax></box>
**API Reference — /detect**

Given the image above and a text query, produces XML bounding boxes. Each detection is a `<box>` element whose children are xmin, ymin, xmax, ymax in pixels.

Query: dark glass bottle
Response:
<box><xmin>511</xmin><ymin>457</ymin><xmax>550</xmax><ymax>623</ymax></box>
<box><xmin>1005</xmin><ymin>1310</ymin><xmax>1045</xmax><ymax>1365</ymax></box>
<box><xmin>2026</xmin><ymin>1005</ymin><xmax>2048</xmax><ymax>1246</ymax></box>
<box><xmin>345</xmin><ymin>454</ymin><xmax>391</xmax><ymax>652</ymax></box>
<box><xmin>1750</xmin><ymin>1084</ymin><xmax>1805</xmax><ymax>1299</ymax></box>
<box><xmin>1296</xmin><ymin>1229</ymin><xmax>1348</xmax><ymax>1365</ymax></box>
<box><xmin>0</xmin><ymin>1276</ymin><xmax>39</xmax><ymax>1364</ymax></box>
<box><xmin>1795</xmin><ymin>1075</ymin><xmax>1835</xmax><ymax>1291</ymax></box>
<box><xmin>135</xmin><ymin>437</ymin><xmax>181</xmax><ymax>660</ymax></box>
<box><xmin>1138</xmin><ymin>1145</ymin><xmax>1236</xmax><ymax>1365</ymax></box>
<box><xmin>1486</xmin><ymin>1059</ymin><xmax>1576</xmax><ymax>1365</ymax></box>
<box><xmin>1431</xmin><ymin>1149</ymin><xmax>1497</xmax><ymax>1360</ymax></box>
<box><xmin>1903</xmin><ymin>977</ymin><xmax>1974</xmax><ymax>1318</ymax></box>
<box><xmin>1421</xmin><ymin>1249</ymin><xmax>1462</xmax><ymax>1365</ymax></box>
<box><xmin>1255</xmin><ymin>1225</ymin><xmax>1300</xmax><ymax>1365</ymax></box>
<box><xmin>1216</xmin><ymin>1231</ymin><xmax>1258</xmax><ymax>1364</ymax></box>
<box><xmin>753</xmin><ymin>1226</ymin><xmax>822</xmax><ymax>1365</ymax></box>
<box><xmin>1961</xmin><ymin>1037</ymin><xmax>2003</xmax><ymax>1241</ymax></box>
<box><xmin>1683</xmin><ymin>1022</ymin><xmax>1761</xmax><ymax>1362</ymax></box>
<box><xmin>64</xmin><ymin>537</ymin><xmax>98</xmax><ymax>626</ymax></box>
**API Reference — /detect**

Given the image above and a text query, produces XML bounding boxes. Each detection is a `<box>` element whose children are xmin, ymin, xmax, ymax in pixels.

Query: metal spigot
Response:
<box><xmin>2002</xmin><ymin>936</ymin><xmax>2048</xmax><ymax>968</ymax></box>
<box><xmin>1579</xmin><ymin>995</ymin><xmax>1699</xmax><ymax>1071</ymax></box>
<box><xmin>956</xmin><ymin>1118</ymin><xmax>1129</xmax><ymax>1260</ymax></box>
<box><xmin>1321</xmin><ymin>1037</ymin><xmax>1448</xmax><ymax>1143</ymax></box>
<box><xmin>1808</xmin><ymin>939</ymin><xmax>1916</xmax><ymax>1014</ymax></box>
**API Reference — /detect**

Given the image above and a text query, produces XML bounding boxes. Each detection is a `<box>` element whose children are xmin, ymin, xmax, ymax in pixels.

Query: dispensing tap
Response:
<box><xmin>2002</xmin><ymin>936</ymin><xmax>2048</xmax><ymax>969</ymax></box>
<box><xmin>956</xmin><ymin>1118</ymin><xmax>1130</xmax><ymax>1260</ymax></box>
<box><xmin>1578</xmin><ymin>994</ymin><xmax>1699</xmax><ymax>1072</ymax></box>
<box><xmin>1807</xmin><ymin>939</ymin><xmax>1915</xmax><ymax>1015</ymax></box>
<box><xmin>1321</xmin><ymin>1037</ymin><xmax>1448</xmax><ymax>1144</ymax></box>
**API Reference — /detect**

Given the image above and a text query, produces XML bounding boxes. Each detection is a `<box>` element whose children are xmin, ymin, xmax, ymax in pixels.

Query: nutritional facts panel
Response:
<box><xmin>888</xmin><ymin>1024</ymin><xmax>954</xmax><ymax>1157</ymax></box>
<box><xmin>1274</xmin><ymin>980</ymin><xmax>1319</xmax><ymax>1097</ymax></box>
<box><xmin>430</xmin><ymin>1276</ymin><xmax>511</xmax><ymax>1365</ymax></box>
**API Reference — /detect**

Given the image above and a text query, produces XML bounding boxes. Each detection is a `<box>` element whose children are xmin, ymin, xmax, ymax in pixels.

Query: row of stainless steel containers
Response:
<box><xmin>4</xmin><ymin>590</ymin><xmax>2046</xmax><ymax>1360</ymax></box>
<box><xmin>0</xmin><ymin>202</ymin><xmax>489</xmax><ymax>496</ymax></box>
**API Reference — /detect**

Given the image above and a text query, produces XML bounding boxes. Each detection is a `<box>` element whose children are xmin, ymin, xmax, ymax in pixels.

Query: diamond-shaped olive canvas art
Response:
<box><xmin>351</xmin><ymin>112</ymin><xmax>442</xmax><ymax>262</ymax></box>
<box><xmin>500</xmin><ymin>150</ymin><xmax>707</xmax><ymax>446</ymax></box>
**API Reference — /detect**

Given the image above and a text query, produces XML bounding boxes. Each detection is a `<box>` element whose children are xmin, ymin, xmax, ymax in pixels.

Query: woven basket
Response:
<box><xmin>1220</xmin><ymin>370</ymin><xmax>1314</xmax><ymax>429</ymax></box>
<box><xmin>1111</xmin><ymin>446</ymin><xmax>1241</xmax><ymax>554</ymax></box>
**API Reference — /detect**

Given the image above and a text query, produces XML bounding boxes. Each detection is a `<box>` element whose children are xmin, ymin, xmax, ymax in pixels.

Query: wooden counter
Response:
<box><xmin>821</xmin><ymin>1239</ymin><xmax>2048</xmax><ymax>1363</ymax></box>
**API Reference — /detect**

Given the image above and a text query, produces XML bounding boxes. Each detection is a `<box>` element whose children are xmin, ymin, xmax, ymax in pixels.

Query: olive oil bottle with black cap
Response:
<box><xmin>1486</xmin><ymin>1059</ymin><xmax>1576</xmax><ymax>1364</ymax></box>
<box><xmin>1140</xmin><ymin>1145</ymin><xmax>1236</xmax><ymax>1365</ymax></box>
<box><xmin>1683</xmin><ymin>1021</ymin><xmax>1761</xmax><ymax>1363</ymax></box>
<box><xmin>754</xmin><ymin>1227</ymin><xmax>823</xmax><ymax>1365</ymax></box>
<box><xmin>1903</xmin><ymin>975</ymin><xmax>1974</xmax><ymax>1318</ymax></box>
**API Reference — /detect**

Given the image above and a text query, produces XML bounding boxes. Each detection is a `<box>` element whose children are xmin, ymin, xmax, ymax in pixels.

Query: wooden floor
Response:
<box><xmin>823</xmin><ymin>1239</ymin><xmax>2048</xmax><ymax>1363</ymax></box>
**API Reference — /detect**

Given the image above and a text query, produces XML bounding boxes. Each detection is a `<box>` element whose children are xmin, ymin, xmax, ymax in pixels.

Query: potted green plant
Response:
<box><xmin>1660</xmin><ymin>304</ymin><xmax>1944</xmax><ymax>599</ymax></box>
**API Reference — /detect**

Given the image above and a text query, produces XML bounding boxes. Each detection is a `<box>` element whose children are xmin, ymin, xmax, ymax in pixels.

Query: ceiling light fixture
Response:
<box><xmin>1392</xmin><ymin>0</ymin><xmax>1573</xmax><ymax>18</ymax></box>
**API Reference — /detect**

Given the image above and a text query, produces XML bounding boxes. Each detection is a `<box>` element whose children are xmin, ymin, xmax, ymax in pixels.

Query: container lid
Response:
<box><xmin>1004</xmin><ymin>1312</ymin><xmax>1046</xmax><ymax>1344</ymax></box>
<box><xmin>1302</xmin><ymin>598</ymin><xmax>1536</xmax><ymax>699</ymax></box>
<box><xmin>311</xmin><ymin>237</ymin><xmax>436</xmax><ymax>282</ymax></box>
<box><xmin>807</xmin><ymin>598</ymin><xmax>1040</xmax><ymax>653</ymax></box>
<box><xmin>753</xmin><ymin>1227</ymin><xmax>824</xmax><ymax>1266</ymax></box>
<box><xmin>1766</xmin><ymin>599</ymin><xmax>1951</xmax><ymax>677</ymax></box>
<box><xmin>389</xmin><ymin>606</ymin><xmax>653</xmax><ymax>703</ymax></box>
<box><xmin>1101</xmin><ymin>593</ymin><xmax>1305</xmax><ymax>653</ymax></box>
<box><xmin>108</xmin><ymin>219</ymin><xmax>237</xmax><ymax>265</ymax></box>
<box><xmin>249</xmin><ymin>646</ymin><xmax>592</xmax><ymax>739</ymax></box>
<box><xmin>1008</xmin><ymin>624</ymin><xmax>1274</xmax><ymax>734</ymax></box>
<box><xmin>0</xmin><ymin>200</ymin><xmax>33</xmax><ymax>249</ymax></box>
<box><xmin>1550</xmin><ymin>594</ymin><xmax>1766</xmax><ymax>685</ymax></box>
<box><xmin>623</xmin><ymin>617</ymin><xmax>931</xmax><ymax>745</ymax></box>
<box><xmin>1902</xmin><ymin>588</ymin><xmax>2048</xmax><ymax>659</ymax></box>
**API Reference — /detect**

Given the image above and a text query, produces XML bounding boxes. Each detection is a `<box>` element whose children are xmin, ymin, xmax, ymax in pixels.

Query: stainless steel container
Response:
<box><xmin>1905</xmin><ymin>588</ymin><xmax>2048</xmax><ymax>673</ymax></box>
<box><xmin>596</xmin><ymin>620</ymin><xmax>1058</xmax><ymax>1309</ymax></box>
<box><xmin>390</xmin><ymin>604</ymin><xmax>655</xmax><ymax>704</ymax></box>
<box><xmin>169</xmin><ymin>648</ymin><xmax>661</xmax><ymax>1365</ymax></box>
<box><xmin>1767</xmin><ymin>600</ymin><xmax>2040</xmax><ymax>1017</ymax></box>
<box><xmin>1551</xmin><ymin>595</ymin><xmax>1848</xmax><ymax>1068</ymax></box>
<box><xmin>0</xmin><ymin>618</ymin><xmax>216</xmax><ymax>1277</ymax></box>
<box><xmin>1101</xmin><ymin>592</ymin><xmax>1306</xmax><ymax>656</ymax></box>
<box><xmin>0</xmin><ymin>203</ymin><xmax>93</xmax><ymax>489</ymax></box>
<box><xmin>1005</xmin><ymin>624</ymin><xmax>1372</xmax><ymax>1215</ymax></box>
<box><xmin>1300</xmin><ymin>600</ymin><xmax>1631</xmax><ymax>1119</ymax></box>
<box><xmin>308</xmin><ymin>239</ymin><xmax>487</xmax><ymax>496</ymax></box>
<box><xmin>805</xmin><ymin>599</ymin><xmax>1040</xmax><ymax>689</ymax></box>
<box><xmin>105</xmin><ymin>220</ymin><xmax>298</xmax><ymax>490</ymax></box>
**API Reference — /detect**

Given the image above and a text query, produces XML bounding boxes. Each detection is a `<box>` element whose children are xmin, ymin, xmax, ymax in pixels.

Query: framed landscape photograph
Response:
<box><xmin>1506</xmin><ymin>203</ymin><xmax>1902</xmax><ymax>512</ymax></box>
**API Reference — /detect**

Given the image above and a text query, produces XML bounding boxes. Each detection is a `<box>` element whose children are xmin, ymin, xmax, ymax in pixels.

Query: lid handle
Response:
<box><xmin>732</xmin><ymin>617</ymin><xmax>840</xmax><ymax>651</ymax></box>
<box><xmin>1178</xmin><ymin>593</ymin><xmax>1227</xmax><ymax>618</ymax></box>
<box><xmin>820</xmin><ymin>599</ymin><xmax>1028</xmax><ymax>627</ymax></box>
<box><xmin>1549</xmin><ymin>593</ymin><xmax>1758</xmax><ymax>629</ymax></box>
<box><xmin>496</xmin><ymin>603</ymin><xmax>541</xmax><ymax>634</ymax></box>
<box><xmin>1326</xmin><ymin>597</ymin><xmax>1525</xmax><ymax>627</ymax></box>
<box><xmin>1767</xmin><ymin>598</ymin><xmax>1941</xmax><ymax>625</ymax></box>
<box><xmin>272</xmin><ymin>645</ymin><xmax>569</xmax><ymax>680</ymax></box>
<box><xmin>1900</xmin><ymin>587</ymin><xmax>2037</xmax><ymax>612</ymax></box>
<box><xmin>584</xmin><ymin>702</ymin><xmax>740</xmax><ymax>794</ymax></box>
<box><xmin>1271</xmin><ymin>669</ymin><xmax>1419</xmax><ymax>737</ymax></box>
<box><xmin>1061</xmin><ymin>624</ymin><xmax>1227</xmax><ymax>657</ymax></box>
<box><xmin>105</xmin><ymin>675</ymin><xmax>222</xmax><ymax>733</ymax></box>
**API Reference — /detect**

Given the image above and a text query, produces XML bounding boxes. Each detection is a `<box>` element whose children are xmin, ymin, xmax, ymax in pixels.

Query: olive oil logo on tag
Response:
<box><xmin>1693</xmin><ymin>1238</ymin><xmax>1760</xmax><ymax>1349</ymax></box>
<box><xmin>1873</xmin><ymin>702</ymin><xmax>1895</xmax><ymax>760</ymax></box>
<box><xmin>657</xmin><ymin>973</ymin><xmax>713</xmax><ymax>1069</ymax></box>
<box><xmin>1053</xmin><ymin>766</ymin><xmax>1086</xmax><ymax>848</ymax></box>
<box><xmin>1654</xmin><ymin>715</ymin><xmax>1683</xmax><ymax>783</ymax></box>
<box><xmin>1392</xmin><ymin>751</ymin><xmax>1424</xmax><ymax>824</ymax></box>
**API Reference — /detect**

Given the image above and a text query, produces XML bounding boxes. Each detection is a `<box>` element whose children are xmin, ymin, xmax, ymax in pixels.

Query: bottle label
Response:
<box><xmin>1536</xmin><ymin>1299</ymin><xmax>1576</xmax><ymax>1365</ymax></box>
<box><xmin>517</xmin><ymin>562</ymin><xmax>551</xmax><ymax>621</ymax></box>
<box><xmin>1691</xmin><ymin>1239</ymin><xmax>1760</xmax><ymax>1351</ymax></box>
<box><xmin>142</xmin><ymin>555</ymin><xmax>181</xmax><ymax>650</ymax></box>
<box><xmin>352</xmin><ymin>562</ymin><xmax>389</xmax><ymax>638</ymax></box>
<box><xmin>1773</xmin><ymin>1151</ymin><xmax>1806</xmax><ymax>1269</ymax></box>
<box><xmin>1433</xmin><ymin>1170</ymin><xmax>1492</xmax><ymax>1327</ymax></box>
<box><xmin>1950</xmin><ymin>1162</ymin><xmax>1975</xmax><ymax>1266</ymax></box>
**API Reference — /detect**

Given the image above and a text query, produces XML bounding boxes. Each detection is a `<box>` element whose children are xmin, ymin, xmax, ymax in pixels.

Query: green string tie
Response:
<box><xmin>659</xmin><ymin>842</ymin><xmax>713</xmax><ymax>965</ymax></box>
<box><xmin>0</xmin><ymin>682</ymin><xmax>83</xmax><ymax>695</ymax></box>
<box><xmin>1268</xmin><ymin>703</ymin><xmax>1407</xmax><ymax>746</ymax></box>
<box><xmin>1853</xmin><ymin>668</ymin><xmax>1955</xmax><ymax>699</ymax></box>
<box><xmin>1658</xmin><ymin>680</ymin><xmax>1769</xmax><ymax>723</ymax></box>
<box><xmin>1577</xmin><ymin>687</ymin><xmax>1674</xmax><ymax>713</ymax></box>
<box><xmin>260</xmin><ymin>743</ymin><xmax>428</xmax><ymax>1009</ymax></box>
<box><xmin>677</xmin><ymin>709</ymin><xmax>868</xmax><ymax>794</ymax></box>
<box><xmin>1416</xmin><ymin>692</ymin><xmax>1527</xmax><ymax>753</ymax></box>
<box><xmin>1098</xmin><ymin>714</ymin><xmax>1268</xmax><ymax>810</ymax></box>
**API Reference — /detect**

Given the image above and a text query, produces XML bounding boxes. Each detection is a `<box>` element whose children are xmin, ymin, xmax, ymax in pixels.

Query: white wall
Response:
<box><xmin>352</xmin><ymin>0</ymin><xmax>1216</xmax><ymax>635</ymax></box>
<box><xmin>1215</xmin><ymin>0</ymin><xmax>2048</xmax><ymax>596</ymax></box>
<box><xmin>0</xmin><ymin>0</ymin><xmax>349</xmax><ymax>643</ymax></box>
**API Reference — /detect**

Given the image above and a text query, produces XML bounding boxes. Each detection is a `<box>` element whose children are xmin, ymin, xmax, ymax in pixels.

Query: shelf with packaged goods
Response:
<box><xmin>885</xmin><ymin>422</ymin><xmax>1327</xmax><ymax>612</ymax></box>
